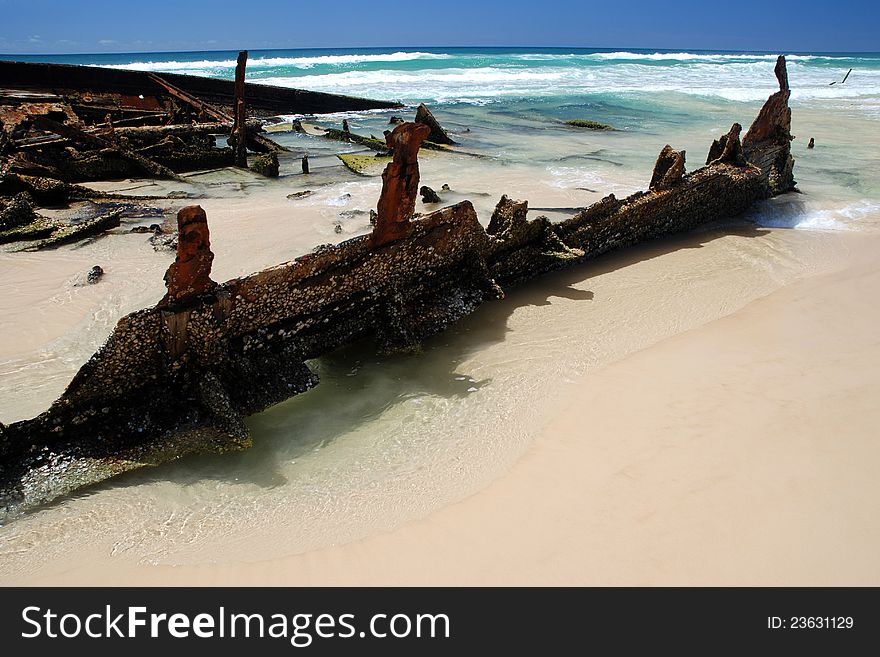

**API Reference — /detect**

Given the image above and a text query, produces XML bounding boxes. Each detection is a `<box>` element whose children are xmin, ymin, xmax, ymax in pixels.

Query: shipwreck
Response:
<box><xmin>0</xmin><ymin>56</ymin><xmax>796</xmax><ymax>518</ymax></box>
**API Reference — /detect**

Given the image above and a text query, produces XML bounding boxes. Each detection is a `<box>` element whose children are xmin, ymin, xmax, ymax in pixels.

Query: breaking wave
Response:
<box><xmin>102</xmin><ymin>51</ymin><xmax>451</xmax><ymax>72</ymax></box>
<box><xmin>79</xmin><ymin>48</ymin><xmax>880</xmax><ymax>106</ymax></box>
<box><xmin>256</xmin><ymin>62</ymin><xmax>880</xmax><ymax>104</ymax></box>
<box><xmin>583</xmin><ymin>51</ymin><xmax>824</xmax><ymax>62</ymax></box>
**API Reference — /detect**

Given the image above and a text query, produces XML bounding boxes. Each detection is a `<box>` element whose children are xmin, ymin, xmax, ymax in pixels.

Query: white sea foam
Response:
<box><xmin>754</xmin><ymin>200</ymin><xmax>880</xmax><ymax>231</ymax></box>
<box><xmin>90</xmin><ymin>48</ymin><xmax>880</xmax><ymax>106</ymax></box>
<box><xmin>585</xmin><ymin>51</ymin><xmax>824</xmax><ymax>62</ymax></box>
<box><xmin>254</xmin><ymin>60</ymin><xmax>880</xmax><ymax>104</ymax></box>
<box><xmin>100</xmin><ymin>51</ymin><xmax>451</xmax><ymax>72</ymax></box>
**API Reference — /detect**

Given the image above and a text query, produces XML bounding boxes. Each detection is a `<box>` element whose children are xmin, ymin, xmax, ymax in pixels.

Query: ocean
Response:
<box><xmin>1</xmin><ymin>47</ymin><xmax>879</xmax><ymax>579</ymax></box>
<box><xmin>10</xmin><ymin>47</ymin><xmax>880</xmax><ymax>105</ymax></box>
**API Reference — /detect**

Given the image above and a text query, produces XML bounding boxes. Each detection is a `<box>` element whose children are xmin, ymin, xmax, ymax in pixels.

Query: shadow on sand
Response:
<box><xmin>34</xmin><ymin>218</ymin><xmax>770</xmax><ymax>514</ymax></box>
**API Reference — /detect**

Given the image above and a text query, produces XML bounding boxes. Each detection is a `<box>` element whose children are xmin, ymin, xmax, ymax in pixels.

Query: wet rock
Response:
<box><xmin>564</xmin><ymin>120</ymin><xmax>614</xmax><ymax>131</ymax></box>
<box><xmin>166</xmin><ymin>191</ymin><xmax>189</xmax><ymax>199</ymax></box>
<box><xmin>334</xmin><ymin>223</ymin><xmax>343</xmax><ymax>234</ymax></box>
<box><xmin>808</xmin><ymin>137</ymin><xmax>815</xmax><ymax>149</ymax></box>
<box><xmin>159</xmin><ymin>205</ymin><xmax>216</xmax><ymax>305</ymax></box>
<box><xmin>420</xmin><ymin>185</ymin><xmax>441</xmax><ymax>204</ymax></box>
<box><xmin>650</xmin><ymin>145</ymin><xmax>687</xmax><ymax>190</ymax></box>
<box><xmin>441</xmin><ymin>184</ymin><xmax>450</xmax><ymax>191</ymax></box>
<box><xmin>338</xmin><ymin>209</ymin><xmax>368</xmax><ymax>219</ymax></box>
<box><xmin>323</xmin><ymin>128</ymin><xmax>389</xmax><ymax>152</ymax></box>
<box><xmin>251</xmin><ymin>152</ymin><xmax>279</xmax><ymax>178</ymax></box>
<box><xmin>415</xmin><ymin>103</ymin><xmax>456</xmax><ymax>145</ymax></box>
<box><xmin>149</xmin><ymin>231</ymin><xmax>178</xmax><ymax>251</ymax></box>
<box><xmin>369</xmin><ymin>209</ymin><xmax>378</xmax><ymax>225</ymax></box>
<box><xmin>372</xmin><ymin>122</ymin><xmax>432</xmax><ymax>245</ymax></box>
<box><xmin>130</xmin><ymin>224</ymin><xmax>162</xmax><ymax>234</ymax></box>
<box><xmin>389</xmin><ymin>116</ymin><xmax>404</xmax><ymax>124</ymax></box>
<box><xmin>287</xmin><ymin>190</ymin><xmax>313</xmax><ymax>200</ymax></box>
<box><xmin>337</xmin><ymin>152</ymin><xmax>391</xmax><ymax>176</ymax></box>
<box><xmin>86</xmin><ymin>265</ymin><xmax>104</xmax><ymax>284</ymax></box>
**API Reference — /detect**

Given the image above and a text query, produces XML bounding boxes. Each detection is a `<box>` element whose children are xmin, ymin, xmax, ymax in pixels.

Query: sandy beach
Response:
<box><xmin>3</xmin><ymin>228</ymin><xmax>875</xmax><ymax>586</ymax></box>
<box><xmin>151</xmin><ymin>231</ymin><xmax>880</xmax><ymax>586</ymax></box>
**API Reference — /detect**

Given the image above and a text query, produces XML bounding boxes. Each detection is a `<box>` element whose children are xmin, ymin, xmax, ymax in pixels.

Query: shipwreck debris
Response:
<box><xmin>0</xmin><ymin>53</ymin><xmax>402</xmax><ymax>200</ymax></box>
<box><xmin>372</xmin><ymin>122</ymin><xmax>432</xmax><ymax>245</ymax></box>
<box><xmin>32</xmin><ymin>114</ymin><xmax>186</xmax><ymax>182</ymax></box>
<box><xmin>0</xmin><ymin>191</ymin><xmax>38</xmax><ymax>229</ymax></box>
<box><xmin>324</xmin><ymin>128</ymin><xmax>389</xmax><ymax>152</ymax></box>
<box><xmin>14</xmin><ymin>208</ymin><xmax>122</xmax><ymax>251</ymax></box>
<box><xmin>742</xmin><ymin>56</ymin><xmax>796</xmax><ymax>195</ymax></box>
<box><xmin>829</xmin><ymin>68</ymin><xmax>852</xmax><ymax>85</ymax></box>
<box><xmin>232</xmin><ymin>50</ymin><xmax>249</xmax><ymax>168</ymax></box>
<box><xmin>252</xmin><ymin>152</ymin><xmax>280</xmax><ymax>177</ymax></box>
<box><xmin>485</xmin><ymin>195</ymin><xmax>583</xmax><ymax>286</ymax></box>
<box><xmin>650</xmin><ymin>145</ymin><xmax>687</xmax><ymax>190</ymax></box>
<box><xmin>159</xmin><ymin>205</ymin><xmax>216</xmax><ymax>306</ymax></box>
<box><xmin>420</xmin><ymin>185</ymin><xmax>441</xmax><ymax>204</ymax></box>
<box><xmin>0</xmin><ymin>59</ymin><xmax>402</xmax><ymax>117</ymax></box>
<box><xmin>707</xmin><ymin>123</ymin><xmax>746</xmax><ymax>167</ymax></box>
<box><xmin>415</xmin><ymin>103</ymin><xmax>456</xmax><ymax>145</ymax></box>
<box><xmin>336</xmin><ymin>152</ymin><xmax>391</xmax><ymax>176</ymax></box>
<box><xmin>0</xmin><ymin>57</ymin><xmax>802</xmax><ymax>518</ymax></box>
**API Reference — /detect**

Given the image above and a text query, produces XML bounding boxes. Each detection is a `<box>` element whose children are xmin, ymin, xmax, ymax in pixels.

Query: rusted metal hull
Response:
<box><xmin>0</xmin><ymin>59</ymin><xmax>403</xmax><ymax>116</ymax></box>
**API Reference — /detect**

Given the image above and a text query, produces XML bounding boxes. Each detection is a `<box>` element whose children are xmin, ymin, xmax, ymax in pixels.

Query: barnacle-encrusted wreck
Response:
<box><xmin>0</xmin><ymin>57</ymin><xmax>797</xmax><ymax>518</ymax></box>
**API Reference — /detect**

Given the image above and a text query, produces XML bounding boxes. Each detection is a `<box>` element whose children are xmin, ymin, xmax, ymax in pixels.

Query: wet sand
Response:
<box><xmin>8</xmin><ymin>231</ymin><xmax>878</xmax><ymax>586</ymax></box>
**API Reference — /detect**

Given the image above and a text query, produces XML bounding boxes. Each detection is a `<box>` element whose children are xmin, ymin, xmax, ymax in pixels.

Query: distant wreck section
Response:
<box><xmin>0</xmin><ymin>57</ymin><xmax>797</xmax><ymax>517</ymax></box>
<box><xmin>0</xmin><ymin>56</ymin><xmax>401</xmax><ymax>185</ymax></box>
<box><xmin>0</xmin><ymin>53</ymin><xmax>402</xmax><ymax>249</ymax></box>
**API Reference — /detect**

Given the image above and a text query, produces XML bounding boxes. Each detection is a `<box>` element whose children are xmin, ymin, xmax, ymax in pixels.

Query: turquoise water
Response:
<box><xmin>9</xmin><ymin>47</ymin><xmax>879</xmax><ymax>206</ymax></box>
<box><xmin>7</xmin><ymin>47</ymin><xmax>880</xmax><ymax>106</ymax></box>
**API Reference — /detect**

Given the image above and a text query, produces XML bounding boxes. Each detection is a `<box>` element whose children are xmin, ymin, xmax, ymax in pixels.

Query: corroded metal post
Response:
<box><xmin>372</xmin><ymin>122</ymin><xmax>431</xmax><ymax>246</ymax></box>
<box><xmin>159</xmin><ymin>205</ymin><xmax>216</xmax><ymax>305</ymax></box>
<box><xmin>232</xmin><ymin>50</ymin><xmax>248</xmax><ymax>168</ymax></box>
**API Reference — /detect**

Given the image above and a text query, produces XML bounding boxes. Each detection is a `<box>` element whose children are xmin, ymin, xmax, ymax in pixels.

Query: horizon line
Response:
<box><xmin>2</xmin><ymin>44</ymin><xmax>879</xmax><ymax>58</ymax></box>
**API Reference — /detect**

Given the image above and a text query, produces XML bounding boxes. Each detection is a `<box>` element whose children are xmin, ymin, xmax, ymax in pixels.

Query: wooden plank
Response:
<box><xmin>32</xmin><ymin>115</ymin><xmax>186</xmax><ymax>182</ymax></box>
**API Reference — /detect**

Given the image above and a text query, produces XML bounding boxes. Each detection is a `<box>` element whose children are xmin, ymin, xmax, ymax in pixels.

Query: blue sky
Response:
<box><xmin>0</xmin><ymin>0</ymin><xmax>877</xmax><ymax>54</ymax></box>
